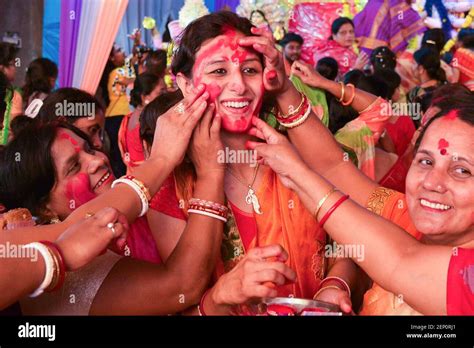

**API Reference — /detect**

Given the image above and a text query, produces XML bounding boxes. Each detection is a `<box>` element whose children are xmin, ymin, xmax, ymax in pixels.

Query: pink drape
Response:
<box><xmin>79</xmin><ymin>0</ymin><xmax>129</xmax><ymax>95</ymax></box>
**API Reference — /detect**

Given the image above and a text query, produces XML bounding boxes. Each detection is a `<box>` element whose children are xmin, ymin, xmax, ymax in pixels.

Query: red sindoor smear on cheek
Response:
<box><xmin>65</xmin><ymin>173</ymin><xmax>97</xmax><ymax>211</ymax></box>
<box><xmin>205</xmin><ymin>82</ymin><xmax>222</xmax><ymax>103</ymax></box>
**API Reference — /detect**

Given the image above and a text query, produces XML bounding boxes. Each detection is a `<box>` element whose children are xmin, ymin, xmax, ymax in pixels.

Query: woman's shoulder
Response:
<box><xmin>366</xmin><ymin>187</ymin><xmax>418</xmax><ymax>238</ymax></box>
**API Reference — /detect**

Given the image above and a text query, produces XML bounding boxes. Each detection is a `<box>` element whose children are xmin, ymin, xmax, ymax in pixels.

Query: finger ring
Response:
<box><xmin>176</xmin><ymin>102</ymin><xmax>185</xmax><ymax>114</ymax></box>
<box><xmin>106</xmin><ymin>222</ymin><xmax>116</xmax><ymax>237</ymax></box>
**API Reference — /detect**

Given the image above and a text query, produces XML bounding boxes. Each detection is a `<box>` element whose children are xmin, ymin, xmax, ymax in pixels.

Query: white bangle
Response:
<box><xmin>112</xmin><ymin>178</ymin><xmax>149</xmax><ymax>217</ymax></box>
<box><xmin>23</xmin><ymin>242</ymin><xmax>55</xmax><ymax>298</ymax></box>
<box><xmin>187</xmin><ymin>209</ymin><xmax>227</xmax><ymax>223</ymax></box>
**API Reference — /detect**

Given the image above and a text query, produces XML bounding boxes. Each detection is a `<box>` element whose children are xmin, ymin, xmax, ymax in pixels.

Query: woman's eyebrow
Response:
<box><xmin>417</xmin><ymin>149</ymin><xmax>433</xmax><ymax>157</ymax></box>
<box><xmin>205</xmin><ymin>58</ymin><xmax>229</xmax><ymax>67</ymax></box>
<box><xmin>454</xmin><ymin>156</ymin><xmax>474</xmax><ymax>166</ymax></box>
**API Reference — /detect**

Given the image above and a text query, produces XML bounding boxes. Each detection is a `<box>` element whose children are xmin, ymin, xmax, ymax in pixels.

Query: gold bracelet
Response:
<box><xmin>338</xmin><ymin>82</ymin><xmax>345</xmax><ymax>103</ymax></box>
<box><xmin>124</xmin><ymin>175</ymin><xmax>152</xmax><ymax>202</ymax></box>
<box><xmin>279</xmin><ymin>92</ymin><xmax>305</xmax><ymax>119</ymax></box>
<box><xmin>313</xmin><ymin>285</ymin><xmax>343</xmax><ymax>300</ymax></box>
<box><xmin>313</xmin><ymin>188</ymin><xmax>338</xmax><ymax>220</ymax></box>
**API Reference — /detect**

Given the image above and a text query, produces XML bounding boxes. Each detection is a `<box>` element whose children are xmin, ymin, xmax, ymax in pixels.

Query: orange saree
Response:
<box><xmin>360</xmin><ymin>187</ymin><xmax>422</xmax><ymax>315</ymax></box>
<box><xmin>174</xmin><ymin>166</ymin><xmax>326</xmax><ymax>300</ymax></box>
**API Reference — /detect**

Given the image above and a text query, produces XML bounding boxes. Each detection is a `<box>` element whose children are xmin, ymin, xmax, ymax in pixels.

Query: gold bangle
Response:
<box><xmin>279</xmin><ymin>92</ymin><xmax>305</xmax><ymax>119</ymax></box>
<box><xmin>126</xmin><ymin>176</ymin><xmax>152</xmax><ymax>202</ymax></box>
<box><xmin>338</xmin><ymin>82</ymin><xmax>345</xmax><ymax>103</ymax></box>
<box><xmin>313</xmin><ymin>188</ymin><xmax>338</xmax><ymax>220</ymax></box>
<box><xmin>313</xmin><ymin>285</ymin><xmax>343</xmax><ymax>300</ymax></box>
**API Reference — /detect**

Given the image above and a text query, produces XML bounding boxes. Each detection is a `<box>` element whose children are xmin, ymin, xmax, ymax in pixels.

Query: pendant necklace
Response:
<box><xmin>226</xmin><ymin>163</ymin><xmax>263</xmax><ymax>215</ymax></box>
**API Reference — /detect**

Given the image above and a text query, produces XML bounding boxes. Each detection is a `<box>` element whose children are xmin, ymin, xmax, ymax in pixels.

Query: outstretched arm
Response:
<box><xmin>248</xmin><ymin>117</ymin><xmax>451</xmax><ymax>315</ymax></box>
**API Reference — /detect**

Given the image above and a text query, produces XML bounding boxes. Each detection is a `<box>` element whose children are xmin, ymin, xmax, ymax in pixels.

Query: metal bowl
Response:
<box><xmin>256</xmin><ymin>297</ymin><xmax>343</xmax><ymax>316</ymax></box>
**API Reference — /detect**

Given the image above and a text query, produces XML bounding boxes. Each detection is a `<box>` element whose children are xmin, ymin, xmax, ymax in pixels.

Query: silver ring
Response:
<box><xmin>106</xmin><ymin>222</ymin><xmax>116</xmax><ymax>237</ymax></box>
<box><xmin>176</xmin><ymin>102</ymin><xmax>185</xmax><ymax>114</ymax></box>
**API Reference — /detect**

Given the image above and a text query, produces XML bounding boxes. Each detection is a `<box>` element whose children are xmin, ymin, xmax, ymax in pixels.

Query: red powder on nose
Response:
<box><xmin>65</xmin><ymin>173</ymin><xmax>97</xmax><ymax>211</ymax></box>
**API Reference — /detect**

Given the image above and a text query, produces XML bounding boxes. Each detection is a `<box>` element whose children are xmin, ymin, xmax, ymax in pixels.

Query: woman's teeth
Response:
<box><xmin>420</xmin><ymin>199</ymin><xmax>452</xmax><ymax>211</ymax></box>
<box><xmin>222</xmin><ymin>101</ymin><xmax>250</xmax><ymax>109</ymax></box>
<box><xmin>95</xmin><ymin>172</ymin><xmax>110</xmax><ymax>190</ymax></box>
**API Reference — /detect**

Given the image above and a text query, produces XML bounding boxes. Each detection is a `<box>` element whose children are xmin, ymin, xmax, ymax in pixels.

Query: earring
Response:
<box><xmin>145</xmin><ymin>99</ymin><xmax>150</xmax><ymax>105</ymax></box>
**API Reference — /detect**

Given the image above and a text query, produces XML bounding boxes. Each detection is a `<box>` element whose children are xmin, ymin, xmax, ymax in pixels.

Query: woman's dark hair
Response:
<box><xmin>330</xmin><ymin>17</ymin><xmax>354</xmax><ymax>37</ymax></box>
<box><xmin>414</xmin><ymin>47</ymin><xmax>446</xmax><ymax>82</ymax></box>
<box><xmin>140</xmin><ymin>90</ymin><xmax>184</xmax><ymax>148</ymax></box>
<box><xmin>370</xmin><ymin>46</ymin><xmax>397</xmax><ymax>71</ymax></box>
<box><xmin>343</xmin><ymin>69</ymin><xmax>365</xmax><ymax>86</ymax></box>
<box><xmin>372</xmin><ymin>68</ymin><xmax>401</xmax><ymax>100</ymax></box>
<box><xmin>9</xmin><ymin>115</ymin><xmax>34</xmax><ymax>139</ymax></box>
<box><xmin>458</xmin><ymin>28</ymin><xmax>474</xmax><ymax>49</ymax></box>
<box><xmin>250</xmin><ymin>10</ymin><xmax>269</xmax><ymax>24</ymax></box>
<box><xmin>36</xmin><ymin>87</ymin><xmax>104</xmax><ymax>125</ymax></box>
<box><xmin>357</xmin><ymin>74</ymin><xmax>389</xmax><ymax>99</ymax></box>
<box><xmin>329</xmin><ymin>73</ymin><xmax>388</xmax><ymax>133</ymax></box>
<box><xmin>22</xmin><ymin>58</ymin><xmax>58</xmax><ymax>103</ymax></box>
<box><xmin>130</xmin><ymin>73</ymin><xmax>160</xmax><ymax>108</ymax></box>
<box><xmin>0</xmin><ymin>120</ymin><xmax>94</xmax><ymax>223</ymax></box>
<box><xmin>144</xmin><ymin>49</ymin><xmax>167</xmax><ymax>78</ymax></box>
<box><xmin>415</xmin><ymin>106</ymin><xmax>474</xmax><ymax>152</ymax></box>
<box><xmin>421</xmin><ymin>29</ymin><xmax>445</xmax><ymax>54</ymax></box>
<box><xmin>171</xmin><ymin>11</ymin><xmax>258</xmax><ymax>78</ymax></box>
<box><xmin>431</xmin><ymin>83</ymin><xmax>474</xmax><ymax>114</ymax></box>
<box><xmin>316</xmin><ymin>57</ymin><xmax>339</xmax><ymax>81</ymax></box>
<box><xmin>0</xmin><ymin>43</ymin><xmax>17</xmax><ymax>67</ymax></box>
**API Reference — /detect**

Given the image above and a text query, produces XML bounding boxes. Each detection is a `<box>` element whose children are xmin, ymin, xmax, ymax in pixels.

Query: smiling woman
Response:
<box><xmin>147</xmin><ymin>11</ymin><xmax>367</xmax><ymax>316</ymax></box>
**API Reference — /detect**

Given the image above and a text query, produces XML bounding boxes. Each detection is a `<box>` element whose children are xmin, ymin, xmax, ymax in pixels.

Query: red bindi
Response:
<box><xmin>438</xmin><ymin>138</ymin><xmax>449</xmax><ymax>156</ymax></box>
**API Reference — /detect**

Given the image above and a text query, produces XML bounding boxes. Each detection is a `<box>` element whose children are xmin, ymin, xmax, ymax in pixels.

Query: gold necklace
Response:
<box><xmin>226</xmin><ymin>163</ymin><xmax>263</xmax><ymax>215</ymax></box>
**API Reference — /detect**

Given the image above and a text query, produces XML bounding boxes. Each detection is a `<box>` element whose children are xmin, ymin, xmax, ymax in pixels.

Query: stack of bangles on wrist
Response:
<box><xmin>313</xmin><ymin>187</ymin><xmax>350</xmax><ymax>229</ymax></box>
<box><xmin>22</xmin><ymin>241</ymin><xmax>66</xmax><ymax>297</ymax></box>
<box><xmin>188</xmin><ymin>198</ymin><xmax>228</xmax><ymax>223</ymax></box>
<box><xmin>276</xmin><ymin>92</ymin><xmax>312</xmax><ymax>129</ymax></box>
<box><xmin>313</xmin><ymin>276</ymin><xmax>351</xmax><ymax>300</ymax></box>
<box><xmin>111</xmin><ymin>175</ymin><xmax>151</xmax><ymax>217</ymax></box>
<box><xmin>338</xmin><ymin>82</ymin><xmax>356</xmax><ymax>106</ymax></box>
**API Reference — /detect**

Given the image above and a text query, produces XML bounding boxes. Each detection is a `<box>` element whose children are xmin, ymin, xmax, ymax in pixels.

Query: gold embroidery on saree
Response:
<box><xmin>220</xmin><ymin>204</ymin><xmax>246</xmax><ymax>273</ymax></box>
<box><xmin>366</xmin><ymin>187</ymin><xmax>396</xmax><ymax>215</ymax></box>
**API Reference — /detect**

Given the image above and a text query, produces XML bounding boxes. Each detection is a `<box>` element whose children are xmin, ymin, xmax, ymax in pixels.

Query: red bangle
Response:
<box><xmin>39</xmin><ymin>241</ymin><xmax>66</xmax><ymax>292</ymax></box>
<box><xmin>319</xmin><ymin>276</ymin><xmax>351</xmax><ymax>297</ymax></box>
<box><xmin>318</xmin><ymin>195</ymin><xmax>350</xmax><ymax>228</ymax></box>
<box><xmin>199</xmin><ymin>289</ymin><xmax>211</xmax><ymax>316</ymax></box>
